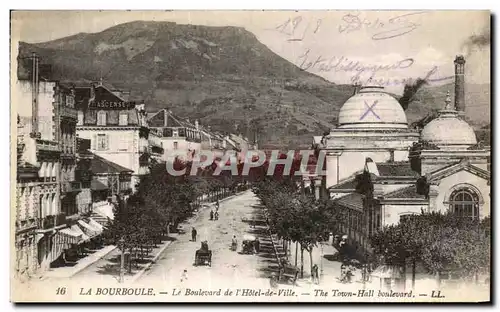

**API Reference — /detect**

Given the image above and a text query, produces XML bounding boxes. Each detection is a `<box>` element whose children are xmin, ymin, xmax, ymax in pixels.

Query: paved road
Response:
<box><xmin>134</xmin><ymin>190</ymin><xmax>274</xmax><ymax>291</ymax></box>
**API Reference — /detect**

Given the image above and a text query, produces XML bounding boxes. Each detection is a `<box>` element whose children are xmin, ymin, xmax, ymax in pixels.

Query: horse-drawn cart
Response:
<box><xmin>242</xmin><ymin>234</ymin><xmax>256</xmax><ymax>254</ymax></box>
<box><xmin>194</xmin><ymin>241</ymin><xmax>212</xmax><ymax>266</ymax></box>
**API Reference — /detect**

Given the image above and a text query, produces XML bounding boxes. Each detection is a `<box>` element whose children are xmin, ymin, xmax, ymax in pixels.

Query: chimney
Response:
<box><xmin>31</xmin><ymin>52</ymin><xmax>39</xmax><ymax>136</ymax></box>
<box><xmin>195</xmin><ymin>119</ymin><xmax>199</xmax><ymax>130</ymax></box>
<box><xmin>163</xmin><ymin>109</ymin><xmax>168</xmax><ymax>127</ymax></box>
<box><xmin>454</xmin><ymin>55</ymin><xmax>466</xmax><ymax>114</ymax></box>
<box><xmin>90</xmin><ymin>83</ymin><xmax>96</xmax><ymax>100</ymax></box>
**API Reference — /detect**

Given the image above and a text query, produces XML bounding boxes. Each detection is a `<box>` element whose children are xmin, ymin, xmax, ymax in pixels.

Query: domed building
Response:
<box><xmin>314</xmin><ymin>85</ymin><xmax>419</xmax><ymax>196</ymax></box>
<box><xmin>314</xmin><ymin>56</ymin><xmax>490</xmax><ymax>269</ymax></box>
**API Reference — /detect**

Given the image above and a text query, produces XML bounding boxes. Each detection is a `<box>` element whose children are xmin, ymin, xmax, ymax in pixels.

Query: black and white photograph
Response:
<box><xmin>10</xmin><ymin>10</ymin><xmax>491</xmax><ymax>303</ymax></box>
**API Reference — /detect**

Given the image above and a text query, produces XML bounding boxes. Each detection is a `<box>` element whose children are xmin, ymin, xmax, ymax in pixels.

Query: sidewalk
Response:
<box><xmin>44</xmin><ymin>245</ymin><xmax>117</xmax><ymax>279</ymax></box>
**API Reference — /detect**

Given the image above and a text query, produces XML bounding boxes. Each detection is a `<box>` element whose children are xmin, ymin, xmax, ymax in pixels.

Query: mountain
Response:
<box><xmin>16</xmin><ymin>21</ymin><xmax>490</xmax><ymax>148</ymax></box>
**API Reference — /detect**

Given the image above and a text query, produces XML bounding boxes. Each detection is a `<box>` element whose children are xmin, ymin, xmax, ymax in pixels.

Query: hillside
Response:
<box><xmin>16</xmin><ymin>21</ymin><xmax>490</xmax><ymax>148</ymax></box>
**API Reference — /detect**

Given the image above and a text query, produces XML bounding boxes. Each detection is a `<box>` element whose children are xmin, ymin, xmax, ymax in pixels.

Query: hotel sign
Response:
<box><xmin>88</xmin><ymin>100</ymin><xmax>136</xmax><ymax>110</ymax></box>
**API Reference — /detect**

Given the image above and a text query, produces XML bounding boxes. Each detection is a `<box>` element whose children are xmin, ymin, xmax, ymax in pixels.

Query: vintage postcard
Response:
<box><xmin>10</xmin><ymin>10</ymin><xmax>491</xmax><ymax>303</ymax></box>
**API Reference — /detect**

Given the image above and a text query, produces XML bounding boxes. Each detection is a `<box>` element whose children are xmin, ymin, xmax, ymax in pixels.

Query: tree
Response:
<box><xmin>370</xmin><ymin>212</ymin><xmax>491</xmax><ymax>289</ymax></box>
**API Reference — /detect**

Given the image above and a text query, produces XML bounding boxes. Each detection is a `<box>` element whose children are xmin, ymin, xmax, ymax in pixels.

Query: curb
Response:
<box><xmin>67</xmin><ymin>245</ymin><xmax>118</xmax><ymax>278</ymax></box>
<box><xmin>128</xmin><ymin>239</ymin><xmax>174</xmax><ymax>284</ymax></box>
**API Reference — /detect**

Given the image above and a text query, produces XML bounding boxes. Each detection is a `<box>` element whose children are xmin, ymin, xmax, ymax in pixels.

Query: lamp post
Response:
<box><xmin>119</xmin><ymin>237</ymin><xmax>125</xmax><ymax>283</ymax></box>
<box><xmin>320</xmin><ymin>243</ymin><xmax>324</xmax><ymax>283</ymax></box>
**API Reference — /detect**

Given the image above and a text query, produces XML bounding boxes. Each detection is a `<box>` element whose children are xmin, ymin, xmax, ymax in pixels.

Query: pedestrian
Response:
<box><xmin>181</xmin><ymin>269</ymin><xmax>188</xmax><ymax>283</ymax></box>
<box><xmin>254</xmin><ymin>238</ymin><xmax>260</xmax><ymax>253</ymax></box>
<box><xmin>231</xmin><ymin>235</ymin><xmax>237</xmax><ymax>251</ymax></box>
<box><xmin>191</xmin><ymin>227</ymin><xmax>197</xmax><ymax>242</ymax></box>
<box><xmin>214</xmin><ymin>211</ymin><xmax>219</xmax><ymax>220</ymax></box>
<box><xmin>312</xmin><ymin>264</ymin><xmax>319</xmax><ymax>284</ymax></box>
<box><xmin>210</xmin><ymin>210</ymin><xmax>214</xmax><ymax>221</ymax></box>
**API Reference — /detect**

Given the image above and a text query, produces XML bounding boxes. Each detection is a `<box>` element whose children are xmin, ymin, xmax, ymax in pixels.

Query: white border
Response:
<box><xmin>2</xmin><ymin>1</ymin><xmax>498</xmax><ymax>311</ymax></box>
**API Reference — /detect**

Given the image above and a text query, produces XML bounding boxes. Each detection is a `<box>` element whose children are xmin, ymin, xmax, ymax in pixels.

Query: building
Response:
<box><xmin>319</xmin><ymin>56</ymin><xmax>490</xmax><ymax>255</ymax></box>
<box><xmin>75</xmin><ymin>82</ymin><xmax>150</xmax><ymax>192</ymax></box>
<box><xmin>15</xmin><ymin>54</ymin><xmax>65</xmax><ymax>275</ymax></box>
<box><xmin>75</xmin><ymin>138</ymin><xmax>93</xmax><ymax>216</ymax></box>
<box><xmin>147</xmin><ymin>109</ymin><xmax>201</xmax><ymax>162</ymax></box>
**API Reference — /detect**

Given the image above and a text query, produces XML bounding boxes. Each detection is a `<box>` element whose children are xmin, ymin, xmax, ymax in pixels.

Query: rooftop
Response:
<box><xmin>91</xmin><ymin>154</ymin><xmax>133</xmax><ymax>174</ymax></box>
<box><xmin>375</xmin><ymin>162</ymin><xmax>419</xmax><ymax>177</ymax></box>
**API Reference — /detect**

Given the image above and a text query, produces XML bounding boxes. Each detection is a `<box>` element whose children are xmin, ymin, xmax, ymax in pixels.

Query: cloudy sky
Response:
<box><xmin>11</xmin><ymin>10</ymin><xmax>490</xmax><ymax>94</ymax></box>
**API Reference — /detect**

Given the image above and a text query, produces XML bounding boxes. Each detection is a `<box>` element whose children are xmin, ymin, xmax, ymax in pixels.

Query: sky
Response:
<box><xmin>11</xmin><ymin>10</ymin><xmax>491</xmax><ymax>94</ymax></box>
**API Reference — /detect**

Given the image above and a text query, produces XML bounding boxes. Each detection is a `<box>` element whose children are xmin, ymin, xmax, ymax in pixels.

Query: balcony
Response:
<box><xmin>60</xmin><ymin>105</ymin><xmax>77</xmax><ymax>120</ymax></box>
<box><xmin>36</xmin><ymin>139</ymin><xmax>60</xmax><ymax>152</ymax></box>
<box><xmin>39</xmin><ymin>214</ymin><xmax>66</xmax><ymax>230</ymax></box>
<box><xmin>61</xmin><ymin>181</ymin><xmax>82</xmax><ymax>193</ymax></box>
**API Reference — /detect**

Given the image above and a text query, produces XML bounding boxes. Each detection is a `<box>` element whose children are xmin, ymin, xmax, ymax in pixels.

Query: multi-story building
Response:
<box><xmin>147</xmin><ymin>109</ymin><xmax>201</xmax><ymax>162</ymax></box>
<box><xmin>75</xmin><ymin>138</ymin><xmax>93</xmax><ymax>216</ymax></box>
<box><xmin>318</xmin><ymin>56</ymin><xmax>490</xmax><ymax>254</ymax></box>
<box><xmin>15</xmin><ymin>54</ymin><xmax>65</xmax><ymax>275</ymax></box>
<box><xmin>75</xmin><ymin>82</ymin><xmax>150</xmax><ymax>192</ymax></box>
<box><xmin>57</xmin><ymin>83</ymin><xmax>80</xmax><ymax>224</ymax></box>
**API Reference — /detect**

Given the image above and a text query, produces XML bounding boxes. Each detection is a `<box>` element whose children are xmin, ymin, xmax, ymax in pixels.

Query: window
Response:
<box><xmin>119</xmin><ymin>112</ymin><xmax>128</xmax><ymax>126</ymax></box>
<box><xmin>449</xmin><ymin>188</ymin><xmax>480</xmax><ymax>219</ymax></box>
<box><xmin>97</xmin><ymin>134</ymin><xmax>108</xmax><ymax>151</ymax></box>
<box><xmin>173</xmin><ymin>142</ymin><xmax>178</xmax><ymax>150</ymax></box>
<box><xmin>77</xmin><ymin>111</ymin><xmax>84</xmax><ymax>125</ymax></box>
<box><xmin>119</xmin><ymin>136</ymin><xmax>128</xmax><ymax>151</ymax></box>
<box><xmin>97</xmin><ymin>111</ymin><xmax>107</xmax><ymax>126</ymax></box>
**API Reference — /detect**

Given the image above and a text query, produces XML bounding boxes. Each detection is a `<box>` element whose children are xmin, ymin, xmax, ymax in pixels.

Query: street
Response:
<box><xmin>134</xmin><ymin>190</ymin><xmax>273</xmax><ymax>290</ymax></box>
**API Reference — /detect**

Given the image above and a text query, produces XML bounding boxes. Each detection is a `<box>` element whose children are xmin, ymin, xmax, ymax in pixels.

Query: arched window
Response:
<box><xmin>97</xmin><ymin>111</ymin><xmax>107</xmax><ymax>126</ymax></box>
<box><xmin>38</xmin><ymin>162</ymin><xmax>46</xmax><ymax>178</ymax></box>
<box><xmin>46</xmin><ymin>163</ymin><xmax>53</xmax><ymax>179</ymax></box>
<box><xmin>449</xmin><ymin>188</ymin><xmax>480</xmax><ymax>219</ymax></box>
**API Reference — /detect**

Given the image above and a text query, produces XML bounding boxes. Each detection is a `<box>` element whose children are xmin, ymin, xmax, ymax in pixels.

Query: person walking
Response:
<box><xmin>191</xmin><ymin>227</ymin><xmax>197</xmax><ymax>242</ymax></box>
<box><xmin>214</xmin><ymin>211</ymin><xmax>219</xmax><ymax>220</ymax></box>
<box><xmin>180</xmin><ymin>269</ymin><xmax>188</xmax><ymax>283</ymax></box>
<box><xmin>210</xmin><ymin>210</ymin><xmax>214</xmax><ymax>221</ymax></box>
<box><xmin>231</xmin><ymin>235</ymin><xmax>237</xmax><ymax>251</ymax></box>
<box><xmin>312</xmin><ymin>264</ymin><xmax>319</xmax><ymax>284</ymax></box>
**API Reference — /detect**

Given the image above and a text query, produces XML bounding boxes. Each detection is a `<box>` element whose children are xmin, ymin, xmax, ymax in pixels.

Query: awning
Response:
<box><xmin>70</xmin><ymin>224</ymin><xmax>90</xmax><ymax>243</ymax></box>
<box><xmin>78</xmin><ymin>220</ymin><xmax>102</xmax><ymax>238</ymax></box>
<box><xmin>94</xmin><ymin>203</ymin><xmax>115</xmax><ymax>220</ymax></box>
<box><xmin>59</xmin><ymin>227</ymin><xmax>82</xmax><ymax>240</ymax></box>
<box><xmin>88</xmin><ymin>218</ymin><xmax>106</xmax><ymax>231</ymax></box>
<box><xmin>91</xmin><ymin>180</ymin><xmax>109</xmax><ymax>191</ymax></box>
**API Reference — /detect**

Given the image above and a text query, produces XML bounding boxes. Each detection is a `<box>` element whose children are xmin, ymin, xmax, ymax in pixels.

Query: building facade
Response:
<box><xmin>320</xmin><ymin>56</ymin><xmax>490</xmax><ymax>256</ymax></box>
<box><xmin>75</xmin><ymin>83</ymin><xmax>150</xmax><ymax>192</ymax></box>
<box><xmin>147</xmin><ymin>109</ymin><xmax>201</xmax><ymax>162</ymax></box>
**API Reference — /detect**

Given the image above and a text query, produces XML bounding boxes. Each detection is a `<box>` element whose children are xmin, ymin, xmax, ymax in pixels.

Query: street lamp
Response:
<box><xmin>119</xmin><ymin>237</ymin><xmax>125</xmax><ymax>283</ymax></box>
<box><xmin>320</xmin><ymin>243</ymin><xmax>324</xmax><ymax>283</ymax></box>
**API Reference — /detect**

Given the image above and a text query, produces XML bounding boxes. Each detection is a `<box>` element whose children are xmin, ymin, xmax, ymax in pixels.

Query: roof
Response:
<box><xmin>329</xmin><ymin>178</ymin><xmax>357</xmax><ymax>191</ymax></box>
<box><xmin>147</xmin><ymin>109</ymin><xmax>197</xmax><ymax>129</ymax></box>
<box><xmin>427</xmin><ymin>159</ymin><xmax>490</xmax><ymax>182</ymax></box>
<box><xmin>383</xmin><ymin>185</ymin><xmax>426</xmax><ymax>200</ymax></box>
<box><xmin>375</xmin><ymin>162</ymin><xmax>419</xmax><ymax>177</ymax></box>
<box><xmin>334</xmin><ymin>192</ymin><xmax>364</xmax><ymax>211</ymax></box>
<box><xmin>91</xmin><ymin>179</ymin><xmax>109</xmax><ymax>191</ymax></box>
<box><xmin>75</xmin><ymin>85</ymin><xmax>143</xmax><ymax>126</ymax></box>
<box><xmin>421</xmin><ymin>109</ymin><xmax>477</xmax><ymax>146</ymax></box>
<box><xmin>91</xmin><ymin>154</ymin><xmax>133</xmax><ymax>174</ymax></box>
<box><xmin>337</xmin><ymin>86</ymin><xmax>408</xmax><ymax>130</ymax></box>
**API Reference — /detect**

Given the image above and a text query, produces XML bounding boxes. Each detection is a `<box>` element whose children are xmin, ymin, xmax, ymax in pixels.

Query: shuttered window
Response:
<box><xmin>97</xmin><ymin>134</ymin><xmax>108</xmax><ymax>151</ymax></box>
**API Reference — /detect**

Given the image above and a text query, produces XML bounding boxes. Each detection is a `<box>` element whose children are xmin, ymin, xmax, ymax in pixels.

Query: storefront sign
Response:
<box><xmin>88</xmin><ymin>100</ymin><xmax>136</xmax><ymax>110</ymax></box>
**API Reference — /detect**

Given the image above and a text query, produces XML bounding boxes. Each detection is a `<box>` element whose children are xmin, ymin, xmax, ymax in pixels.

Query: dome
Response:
<box><xmin>421</xmin><ymin>110</ymin><xmax>477</xmax><ymax>147</ymax></box>
<box><xmin>420</xmin><ymin>92</ymin><xmax>477</xmax><ymax>148</ymax></box>
<box><xmin>337</xmin><ymin>86</ymin><xmax>408</xmax><ymax>129</ymax></box>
